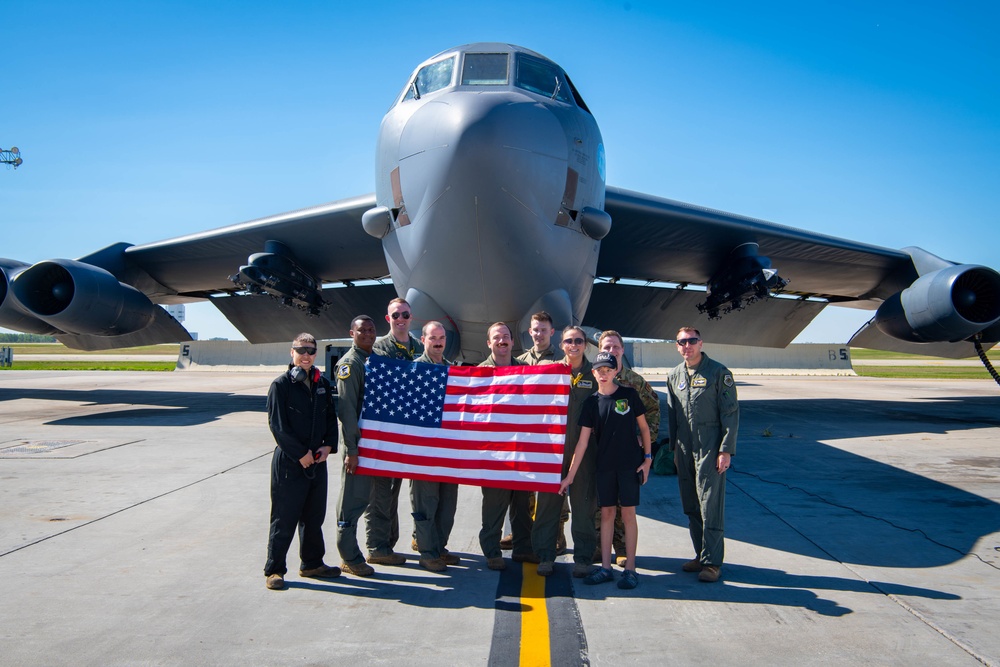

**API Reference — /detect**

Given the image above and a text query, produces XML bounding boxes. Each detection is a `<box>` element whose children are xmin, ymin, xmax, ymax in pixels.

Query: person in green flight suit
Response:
<box><xmin>334</xmin><ymin>316</ymin><xmax>379</xmax><ymax>577</ymax></box>
<box><xmin>409</xmin><ymin>321</ymin><xmax>461</xmax><ymax>572</ymax></box>
<box><xmin>367</xmin><ymin>298</ymin><xmax>424</xmax><ymax>567</ymax></box>
<box><xmin>665</xmin><ymin>327</ymin><xmax>739</xmax><ymax>583</ymax></box>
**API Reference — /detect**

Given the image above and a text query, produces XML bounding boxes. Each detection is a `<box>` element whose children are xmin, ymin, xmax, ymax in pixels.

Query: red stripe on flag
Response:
<box><xmin>360</xmin><ymin>427</ymin><xmax>563</xmax><ymax>455</ymax></box>
<box><xmin>447</xmin><ymin>364</ymin><xmax>570</xmax><ymax>378</ymax></box>
<box><xmin>445</xmin><ymin>383</ymin><xmax>569</xmax><ymax>396</ymax></box>
<box><xmin>440</xmin><ymin>421</ymin><xmax>565</xmax><ymax>435</ymax></box>
<box><xmin>358</xmin><ymin>446</ymin><xmax>563</xmax><ymax>474</ymax></box>
<box><xmin>444</xmin><ymin>403</ymin><xmax>566</xmax><ymax>416</ymax></box>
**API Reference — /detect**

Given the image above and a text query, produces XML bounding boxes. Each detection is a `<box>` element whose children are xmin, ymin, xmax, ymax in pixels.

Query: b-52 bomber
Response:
<box><xmin>2</xmin><ymin>43</ymin><xmax>999</xmax><ymax>365</ymax></box>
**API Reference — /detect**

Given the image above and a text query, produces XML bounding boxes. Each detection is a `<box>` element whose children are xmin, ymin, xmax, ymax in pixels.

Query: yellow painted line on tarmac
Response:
<box><xmin>518</xmin><ymin>563</ymin><xmax>551</xmax><ymax>666</ymax></box>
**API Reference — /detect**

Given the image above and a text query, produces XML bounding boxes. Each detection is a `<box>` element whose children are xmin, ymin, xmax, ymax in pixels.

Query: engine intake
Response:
<box><xmin>0</xmin><ymin>261</ymin><xmax>62</xmax><ymax>334</ymax></box>
<box><xmin>876</xmin><ymin>264</ymin><xmax>1000</xmax><ymax>343</ymax></box>
<box><xmin>11</xmin><ymin>259</ymin><xmax>156</xmax><ymax>335</ymax></box>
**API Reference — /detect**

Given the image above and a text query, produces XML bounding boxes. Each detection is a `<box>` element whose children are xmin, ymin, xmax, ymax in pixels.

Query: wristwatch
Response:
<box><xmin>644</xmin><ymin>453</ymin><xmax>652</xmax><ymax>459</ymax></box>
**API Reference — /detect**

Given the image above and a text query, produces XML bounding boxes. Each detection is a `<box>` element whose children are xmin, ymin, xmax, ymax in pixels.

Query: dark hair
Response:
<box><xmin>351</xmin><ymin>315</ymin><xmax>375</xmax><ymax>330</ymax></box>
<box><xmin>529</xmin><ymin>311</ymin><xmax>553</xmax><ymax>326</ymax></box>
<box><xmin>293</xmin><ymin>332</ymin><xmax>317</xmax><ymax>345</ymax></box>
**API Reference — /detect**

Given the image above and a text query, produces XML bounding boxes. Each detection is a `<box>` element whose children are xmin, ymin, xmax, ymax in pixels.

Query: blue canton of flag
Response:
<box><xmin>362</xmin><ymin>355</ymin><xmax>448</xmax><ymax>426</ymax></box>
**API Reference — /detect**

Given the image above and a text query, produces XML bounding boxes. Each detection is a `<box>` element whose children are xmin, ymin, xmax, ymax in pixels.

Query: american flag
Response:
<box><xmin>357</xmin><ymin>355</ymin><xmax>570</xmax><ymax>492</ymax></box>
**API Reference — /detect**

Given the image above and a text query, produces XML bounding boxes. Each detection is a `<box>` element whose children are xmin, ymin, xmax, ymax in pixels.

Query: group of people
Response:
<box><xmin>262</xmin><ymin>299</ymin><xmax>739</xmax><ymax>592</ymax></box>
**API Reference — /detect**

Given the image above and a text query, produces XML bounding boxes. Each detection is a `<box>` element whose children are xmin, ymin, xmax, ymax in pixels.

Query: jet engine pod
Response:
<box><xmin>0</xmin><ymin>261</ymin><xmax>62</xmax><ymax>334</ymax></box>
<box><xmin>11</xmin><ymin>259</ymin><xmax>156</xmax><ymax>335</ymax></box>
<box><xmin>875</xmin><ymin>264</ymin><xmax>1000</xmax><ymax>343</ymax></box>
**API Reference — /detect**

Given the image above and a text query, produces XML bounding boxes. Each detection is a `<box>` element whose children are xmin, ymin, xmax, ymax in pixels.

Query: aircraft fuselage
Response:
<box><xmin>367</xmin><ymin>43</ymin><xmax>608</xmax><ymax>362</ymax></box>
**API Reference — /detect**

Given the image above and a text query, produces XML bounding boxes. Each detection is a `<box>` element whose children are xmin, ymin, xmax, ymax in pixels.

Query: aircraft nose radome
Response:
<box><xmin>396</xmin><ymin>93</ymin><xmax>571</xmax><ymax>244</ymax></box>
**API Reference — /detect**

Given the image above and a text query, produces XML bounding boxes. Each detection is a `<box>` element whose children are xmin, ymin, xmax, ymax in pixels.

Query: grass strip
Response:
<box><xmin>0</xmin><ymin>361</ymin><xmax>176</xmax><ymax>372</ymax></box>
<box><xmin>853</xmin><ymin>365</ymin><xmax>996</xmax><ymax>380</ymax></box>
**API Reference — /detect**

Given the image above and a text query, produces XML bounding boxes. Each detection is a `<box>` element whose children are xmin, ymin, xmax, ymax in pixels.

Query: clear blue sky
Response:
<box><xmin>3</xmin><ymin>1</ymin><xmax>998</xmax><ymax>342</ymax></box>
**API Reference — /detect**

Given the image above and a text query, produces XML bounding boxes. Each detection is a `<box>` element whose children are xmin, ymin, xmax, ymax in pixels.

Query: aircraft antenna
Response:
<box><xmin>1</xmin><ymin>146</ymin><xmax>23</xmax><ymax>169</ymax></box>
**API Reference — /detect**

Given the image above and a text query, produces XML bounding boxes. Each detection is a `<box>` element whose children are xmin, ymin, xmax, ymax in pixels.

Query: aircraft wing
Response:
<box><xmin>590</xmin><ymin>187</ymin><xmax>995</xmax><ymax>357</ymax></box>
<box><xmin>123</xmin><ymin>194</ymin><xmax>386</xmax><ymax>297</ymax></box>
<box><xmin>2</xmin><ymin>194</ymin><xmax>394</xmax><ymax>349</ymax></box>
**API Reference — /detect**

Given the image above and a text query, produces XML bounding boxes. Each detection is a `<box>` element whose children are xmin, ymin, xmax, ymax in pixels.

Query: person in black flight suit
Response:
<box><xmin>263</xmin><ymin>333</ymin><xmax>341</xmax><ymax>590</ymax></box>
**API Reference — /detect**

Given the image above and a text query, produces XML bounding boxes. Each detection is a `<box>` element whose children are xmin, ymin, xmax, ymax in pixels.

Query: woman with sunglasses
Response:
<box><xmin>531</xmin><ymin>326</ymin><xmax>598</xmax><ymax>579</ymax></box>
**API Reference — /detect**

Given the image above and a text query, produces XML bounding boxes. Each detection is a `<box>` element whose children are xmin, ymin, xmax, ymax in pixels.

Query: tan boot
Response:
<box><xmin>419</xmin><ymin>557</ymin><xmax>447</xmax><ymax>572</ymax></box>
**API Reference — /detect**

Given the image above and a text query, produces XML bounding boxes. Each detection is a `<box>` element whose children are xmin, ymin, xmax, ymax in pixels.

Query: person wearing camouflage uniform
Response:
<box><xmin>666</xmin><ymin>327</ymin><xmax>739</xmax><ymax>583</ymax></box>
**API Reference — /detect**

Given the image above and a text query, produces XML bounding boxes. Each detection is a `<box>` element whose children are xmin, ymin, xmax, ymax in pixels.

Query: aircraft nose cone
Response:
<box><xmin>397</xmin><ymin>92</ymin><xmax>570</xmax><ymax>229</ymax></box>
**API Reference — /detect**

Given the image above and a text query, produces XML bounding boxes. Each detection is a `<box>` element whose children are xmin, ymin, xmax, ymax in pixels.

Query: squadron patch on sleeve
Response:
<box><xmin>336</xmin><ymin>363</ymin><xmax>351</xmax><ymax>380</ymax></box>
<box><xmin>723</xmin><ymin>374</ymin><xmax>734</xmax><ymax>387</ymax></box>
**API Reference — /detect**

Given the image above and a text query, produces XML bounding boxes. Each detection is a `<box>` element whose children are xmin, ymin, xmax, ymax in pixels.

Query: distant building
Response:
<box><xmin>163</xmin><ymin>304</ymin><xmax>185</xmax><ymax>323</ymax></box>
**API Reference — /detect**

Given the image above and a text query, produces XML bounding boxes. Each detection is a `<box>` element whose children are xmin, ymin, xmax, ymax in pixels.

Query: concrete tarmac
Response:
<box><xmin>1</xmin><ymin>371</ymin><xmax>998</xmax><ymax>666</ymax></box>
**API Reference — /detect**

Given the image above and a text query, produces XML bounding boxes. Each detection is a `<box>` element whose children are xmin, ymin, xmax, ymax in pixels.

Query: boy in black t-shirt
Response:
<box><xmin>559</xmin><ymin>351</ymin><xmax>652</xmax><ymax>589</ymax></box>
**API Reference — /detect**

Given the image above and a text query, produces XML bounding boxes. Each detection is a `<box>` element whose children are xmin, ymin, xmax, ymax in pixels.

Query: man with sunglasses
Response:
<box><xmin>665</xmin><ymin>327</ymin><xmax>739</xmax><ymax>583</ymax></box>
<box><xmin>372</xmin><ymin>297</ymin><xmax>425</xmax><ymax>360</ymax></box>
<box><xmin>264</xmin><ymin>333</ymin><xmax>340</xmax><ymax>590</ymax></box>
<box><xmin>365</xmin><ymin>298</ymin><xmax>423</xmax><ymax>568</ymax></box>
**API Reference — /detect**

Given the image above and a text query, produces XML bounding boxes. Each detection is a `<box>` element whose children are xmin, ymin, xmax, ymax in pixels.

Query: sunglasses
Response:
<box><xmin>391</xmin><ymin>311</ymin><xmax>411</xmax><ymax>320</ymax></box>
<box><xmin>562</xmin><ymin>337</ymin><xmax>585</xmax><ymax>346</ymax></box>
<box><xmin>293</xmin><ymin>346</ymin><xmax>317</xmax><ymax>355</ymax></box>
<box><xmin>676</xmin><ymin>338</ymin><xmax>700</xmax><ymax>347</ymax></box>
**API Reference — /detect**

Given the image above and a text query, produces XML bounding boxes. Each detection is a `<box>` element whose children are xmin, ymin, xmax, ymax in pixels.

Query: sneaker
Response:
<box><xmin>441</xmin><ymin>550</ymin><xmax>460</xmax><ymax>566</ymax></box>
<box><xmin>411</xmin><ymin>538</ymin><xmax>419</xmax><ymax>552</ymax></box>
<box><xmin>487</xmin><ymin>556</ymin><xmax>506</xmax><ymax>571</ymax></box>
<box><xmin>265</xmin><ymin>573</ymin><xmax>285</xmax><ymax>590</ymax></box>
<box><xmin>419</xmin><ymin>557</ymin><xmax>447</xmax><ymax>572</ymax></box>
<box><xmin>340</xmin><ymin>560</ymin><xmax>375</xmax><ymax>577</ymax></box>
<box><xmin>512</xmin><ymin>552</ymin><xmax>540</xmax><ymax>564</ymax></box>
<box><xmin>617</xmin><ymin>569</ymin><xmax>639</xmax><ymax>590</ymax></box>
<box><xmin>682</xmin><ymin>558</ymin><xmax>703</xmax><ymax>573</ymax></box>
<box><xmin>555</xmin><ymin>532</ymin><xmax>567</xmax><ymax>556</ymax></box>
<box><xmin>536</xmin><ymin>561</ymin><xmax>554</xmax><ymax>577</ymax></box>
<box><xmin>572</xmin><ymin>563</ymin><xmax>593</xmax><ymax>578</ymax></box>
<box><xmin>299</xmin><ymin>564</ymin><xmax>341</xmax><ymax>579</ymax></box>
<box><xmin>367</xmin><ymin>552</ymin><xmax>407</xmax><ymax>566</ymax></box>
<box><xmin>615</xmin><ymin>554</ymin><xmax>628</xmax><ymax>567</ymax></box>
<box><xmin>698</xmin><ymin>565</ymin><xmax>721</xmax><ymax>583</ymax></box>
<box><xmin>584</xmin><ymin>567</ymin><xmax>614</xmax><ymax>585</ymax></box>
<box><xmin>499</xmin><ymin>533</ymin><xmax>514</xmax><ymax>550</ymax></box>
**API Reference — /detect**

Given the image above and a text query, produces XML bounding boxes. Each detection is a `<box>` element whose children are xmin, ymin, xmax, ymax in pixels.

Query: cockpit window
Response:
<box><xmin>516</xmin><ymin>54</ymin><xmax>573</xmax><ymax>104</ymax></box>
<box><xmin>461</xmin><ymin>53</ymin><xmax>509</xmax><ymax>85</ymax></box>
<box><xmin>403</xmin><ymin>56</ymin><xmax>456</xmax><ymax>101</ymax></box>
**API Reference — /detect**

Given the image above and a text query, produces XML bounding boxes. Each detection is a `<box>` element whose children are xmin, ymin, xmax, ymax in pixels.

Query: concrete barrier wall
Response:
<box><xmin>177</xmin><ymin>339</ymin><xmax>353</xmax><ymax>376</ymax></box>
<box><xmin>629</xmin><ymin>342</ymin><xmax>854</xmax><ymax>376</ymax></box>
<box><xmin>178</xmin><ymin>339</ymin><xmax>854</xmax><ymax>376</ymax></box>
